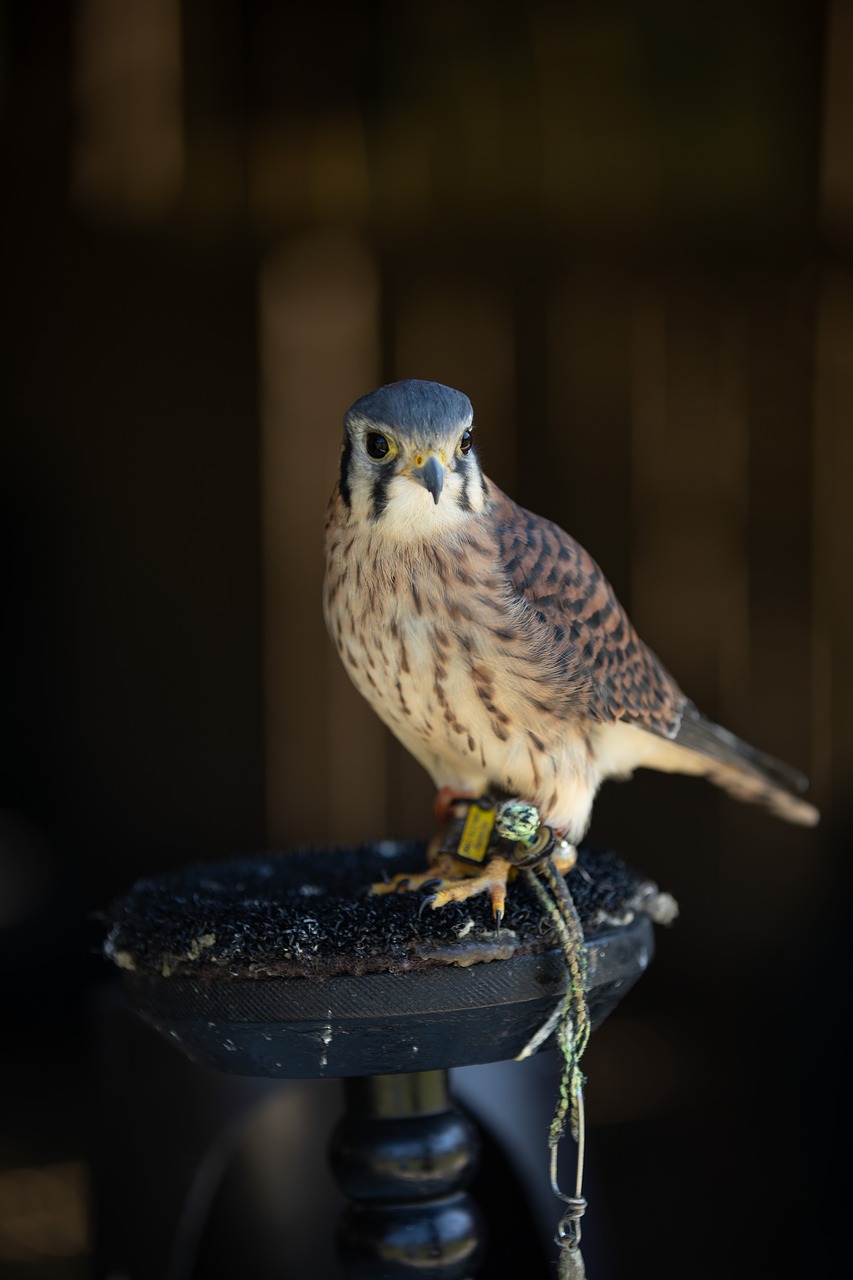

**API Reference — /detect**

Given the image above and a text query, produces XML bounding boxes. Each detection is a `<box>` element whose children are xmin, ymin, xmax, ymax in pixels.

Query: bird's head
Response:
<box><xmin>338</xmin><ymin>379</ymin><xmax>487</xmax><ymax>536</ymax></box>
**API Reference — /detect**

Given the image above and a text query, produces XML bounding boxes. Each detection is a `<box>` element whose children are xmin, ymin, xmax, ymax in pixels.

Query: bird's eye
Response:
<box><xmin>366</xmin><ymin>432</ymin><xmax>392</xmax><ymax>460</ymax></box>
<box><xmin>458</xmin><ymin>428</ymin><xmax>474</xmax><ymax>457</ymax></box>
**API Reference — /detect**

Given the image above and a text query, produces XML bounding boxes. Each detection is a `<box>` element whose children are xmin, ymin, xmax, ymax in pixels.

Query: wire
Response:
<box><xmin>165</xmin><ymin>1104</ymin><xmax>257</xmax><ymax>1280</ymax></box>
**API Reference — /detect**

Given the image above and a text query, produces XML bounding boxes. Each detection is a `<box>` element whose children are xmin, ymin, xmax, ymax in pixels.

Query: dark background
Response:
<box><xmin>1</xmin><ymin>1</ymin><xmax>851</xmax><ymax>1277</ymax></box>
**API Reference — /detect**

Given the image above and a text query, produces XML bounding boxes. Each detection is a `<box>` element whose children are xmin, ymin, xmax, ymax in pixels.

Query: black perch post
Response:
<box><xmin>331</xmin><ymin>1071</ymin><xmax>484</xmax><ymax>1280</ymax></box>
<box><xmin>105</xmin><ymin>840</ymin><xmax>666</xmax><ymax>1278</ymax></box>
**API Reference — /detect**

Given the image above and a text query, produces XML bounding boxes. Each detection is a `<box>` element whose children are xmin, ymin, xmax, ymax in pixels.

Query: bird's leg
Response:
<box><xmin>433</xmin><ymin>786</ymin><xmax>476</xmax><ymax>825</ymax></box>
<box><xmin>371</xmin><ymin>793</ymin><xmax>577</xmax><ymax>929</ymax></box>
<box><xmin>370</xmin><ymin>789</ymin><xmax>482</xmax><ymax>897</ymax></box>
<box><xmin>420</xmin><ymin>823</ymin><xmax>577</xmax><ymax>927</ymax></box>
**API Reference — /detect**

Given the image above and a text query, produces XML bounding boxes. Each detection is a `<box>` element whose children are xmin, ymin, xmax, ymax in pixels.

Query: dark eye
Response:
<box><xmin>366</xmin><ymin>432</ymin><xmax>391</xmax><ymax>460</ymax></box>
<box><xmin>458</xmin><ymin>428</ymin><xmax>474</xmax><ymax>456</ymax></box>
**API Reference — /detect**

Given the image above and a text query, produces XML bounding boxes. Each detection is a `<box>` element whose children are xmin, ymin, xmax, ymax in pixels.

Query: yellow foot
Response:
<box><xmin>371</xmin><ymin>852</ymin><xmax>513</xmax><ymax>928</ymax></box>
<box><xmin>370</xmin><ymin>852</ymin><xmax>458</xmax><ymax>898</ymax></box>
<box><xmin>371</xmin><ymin>793</ymin><xmax>577</xmax><ymax>930</ymax></box>
<box><xmin>428</xmin><ymin>856</ymin><xmax>514</xmax><ymax>930</ymax></box>
<box><xmin>421</xmin><ymin>841</ymin><xmax>576</xmax><ymax>928</ymax></box>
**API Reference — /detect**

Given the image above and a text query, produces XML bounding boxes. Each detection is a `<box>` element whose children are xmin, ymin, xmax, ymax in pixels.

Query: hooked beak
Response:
<box><xmin>411</xmin><ymin>453</ymin><xmax>445</xmax><ymax>505</ymax></box>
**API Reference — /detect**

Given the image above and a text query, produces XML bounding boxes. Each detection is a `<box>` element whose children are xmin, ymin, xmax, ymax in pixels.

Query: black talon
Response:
<box><xmin>392</xmin><ymin>878</ymin><xmax>411</xmax><ymax>893</ymax></box>
<box><xmin>419</xmin><ymin>877</ymin><xmax>443</xmax><ymax>894</ymax></box>
<box><xmin>418</xmin><ymin>894</ymin><xmax>437</xmax><ymax>919</ymax></box>
<box><xmin>494</xmin><ymin>908</ymin><xmax>503</xmax><ymax>934</ymax></box>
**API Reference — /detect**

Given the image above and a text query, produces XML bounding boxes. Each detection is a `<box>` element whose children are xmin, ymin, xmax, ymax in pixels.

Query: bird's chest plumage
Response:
<box><xmin>323</xmin><ymin>510</ymin><xmax>597</xmax><ymax>835</ymax></box>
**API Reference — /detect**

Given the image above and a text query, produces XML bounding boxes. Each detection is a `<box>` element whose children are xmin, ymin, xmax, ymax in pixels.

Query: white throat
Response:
<box><xmin>356</xmin><ymin>470</ymin><xmax>484</xmax><ymax>541</ymax></box>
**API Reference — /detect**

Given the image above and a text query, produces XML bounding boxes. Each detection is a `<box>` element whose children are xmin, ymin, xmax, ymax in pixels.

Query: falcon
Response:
<box><xmin>323</xmin><ymin>379</ymin><xmax>818</xmax><ymax>914</ymax></box>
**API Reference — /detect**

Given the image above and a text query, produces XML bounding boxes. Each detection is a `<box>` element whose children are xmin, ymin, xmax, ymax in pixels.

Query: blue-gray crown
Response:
<box><xmin>345</xmin><ymin>380</ymin><xmax>473</xmax><ymax>438</ymax></box>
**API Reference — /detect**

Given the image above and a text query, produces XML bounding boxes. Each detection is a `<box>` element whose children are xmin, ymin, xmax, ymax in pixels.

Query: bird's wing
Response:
<box><xmin>487</xmin><ymin>484</ymin><xmax>818</xmax><ymax>825</ymax></box>
<box><xmin>488</xmin><ymin>484</ymin><xmax>685</xmax><ymax>737</ymax></box>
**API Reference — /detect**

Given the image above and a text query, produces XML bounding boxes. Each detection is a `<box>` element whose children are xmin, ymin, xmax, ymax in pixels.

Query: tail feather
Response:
<box><xmin>673</xmin><ymin>703</ymin><xmax>819</xmax><ymax>827</ymax></box>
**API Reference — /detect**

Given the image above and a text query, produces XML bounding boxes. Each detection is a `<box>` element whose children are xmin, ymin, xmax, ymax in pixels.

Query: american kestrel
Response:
<box><xmin>323</xmin><ymin>379</ymin><xmax>818</xmax><ymax>911</ymax></box>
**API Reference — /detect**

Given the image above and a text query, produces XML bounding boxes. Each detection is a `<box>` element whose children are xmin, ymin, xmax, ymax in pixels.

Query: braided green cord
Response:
<box><xmin>538</xmin><ymin>858</ymin><xmax>590</xmax><ymax>1060</ymax></box>
<box><xmin>522</xmin><ymin>857</ymin><xmax>590</xmax><ymax>1145</ymax></box>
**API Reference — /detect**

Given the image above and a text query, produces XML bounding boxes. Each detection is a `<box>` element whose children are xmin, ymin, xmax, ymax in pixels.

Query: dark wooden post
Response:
<box><xmin>330</xmin><ymin>1070</ymin><xmax>484</xmax><ymax>1279</ymax></box>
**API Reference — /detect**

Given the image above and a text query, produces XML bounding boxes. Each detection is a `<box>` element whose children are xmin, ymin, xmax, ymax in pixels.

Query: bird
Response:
<box><xmin>323</xmin><ymin>379</ymin><xmax>818</xmax><ymax>918</ymax></box>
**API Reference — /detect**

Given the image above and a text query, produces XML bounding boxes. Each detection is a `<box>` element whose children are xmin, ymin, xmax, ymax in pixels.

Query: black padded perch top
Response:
<box><xmin>104</xmin><ymin>842</ymin><xmax>670</xmax><ymax>1078</ymax></box>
